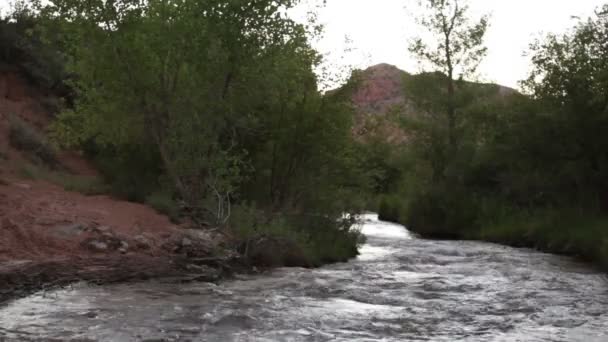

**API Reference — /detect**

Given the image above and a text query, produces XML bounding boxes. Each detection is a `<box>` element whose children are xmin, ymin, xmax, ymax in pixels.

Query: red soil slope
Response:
<box><xmin>0</xmin><ymin>68</ymin><xmax>190</xmax><ymax>266</ymax></box>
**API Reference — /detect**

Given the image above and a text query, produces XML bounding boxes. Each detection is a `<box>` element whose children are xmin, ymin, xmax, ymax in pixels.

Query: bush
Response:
<box><xmin>145</xmin><ymin>191</ymin><xmax>181</xmax><ymax>223</ymax></box>
<box><xmin>378</xmin><ymin>195</ymin><xmax>404</xmax><ymax>223</ymax></box>
<box><xmin>87</xmin><ymin>143</ymin><xmax>164</xmax><ymax>202</ymax></box>
<box><xmin>404</xmin><ymin>185</ymin><xmax>478</xmax><ymax>239</ymax></box>
<box><xmin>8</xmin><ymin>114</ymin><xmax>57</xmax><ymax>167</ymax></box>
<box><xmin>477</xmin><ymin>209</ymin><xmax>608</xmax><ymax>271</ymax></box>
<box><xmin>229</xmin><ymin>204</ymin><xmax>362</xmax><ymax>267</ymax></box>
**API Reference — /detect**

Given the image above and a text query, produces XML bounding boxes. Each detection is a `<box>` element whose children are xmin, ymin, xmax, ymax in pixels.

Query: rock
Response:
<box><xmin>134</xmin><ymin>235</ymin><xmax>151</xmax><ymax>250</ymax></box>
<box><xmin>52</xmin><ymin>223</ymin><xmax>86</xmax><ymax>239</ymax></box>
<box><xmin>97</xmin><ymin>226</ymin><xmax>110</xmax><ymax>232</ymax></box>
<box><xmin>84</xmin><ymin>311</ymin><xmax>98</xmax><ymax>319</ymax></box>
<box><xmin>101</xmin><ymin>232</ymin><xmax>114</xmax><ymax>239</ymax></box>
<box><xmin>118</xmin><ymin>241</ymin><xmax>129</xmax><ymax>254</ymax></box>
<box><xmin>14</xmin><ymin>183</ymin><xmax>31</xmax><ymax>190</ymax></box>
<box><xmin>212</xmin><ymin>314</ymin><xmax>257</xmax><ymax>329</ymax></box>
<box><xmin>87</xmin><ymin>240</ymin><xmax>108</xmax><ymax>252</ymax></box>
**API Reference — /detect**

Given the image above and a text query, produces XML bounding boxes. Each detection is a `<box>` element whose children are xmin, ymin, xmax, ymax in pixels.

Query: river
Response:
<box><xmin>1</xmin><ymin>214</ymin><xmax>608</xmax><ymax>341</ymax></box>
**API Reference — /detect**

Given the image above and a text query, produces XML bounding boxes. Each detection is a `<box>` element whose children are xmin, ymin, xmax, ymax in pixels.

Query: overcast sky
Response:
<box><xmin>291</xmin><ymin>0</ymin><xmax>607</xmax><ymax>90</ymax></box>
<box><xmin>1</xmin><ymin>0</ymin><xmax>605</xmax><ymax>90</ymax></box>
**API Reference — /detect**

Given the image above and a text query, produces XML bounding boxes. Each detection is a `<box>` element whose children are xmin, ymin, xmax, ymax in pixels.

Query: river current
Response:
<box><xmin>1</xmin><ymin>214</ymin><xmax>608</xmax><ymax>341</ymax></box>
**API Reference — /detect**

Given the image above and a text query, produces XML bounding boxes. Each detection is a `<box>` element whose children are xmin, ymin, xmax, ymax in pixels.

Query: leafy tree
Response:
<box><xmin>408</xmin><ymin>0</ymin><xmax>488</xmax><ymax>157</ymax></box>
<box><xmin>47</xmin><ymin>0</ymin><xmax>309</xmax><ymax>225</ymax></box>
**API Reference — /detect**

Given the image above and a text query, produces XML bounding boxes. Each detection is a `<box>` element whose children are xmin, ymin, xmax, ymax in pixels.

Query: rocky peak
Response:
<box><xmin>351</xmin><ymin>63</ymin><xmax>409</xmax><ymax>116</ymax></box>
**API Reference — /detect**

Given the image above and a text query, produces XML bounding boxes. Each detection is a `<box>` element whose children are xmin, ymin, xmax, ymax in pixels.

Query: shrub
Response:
<box><xmin>229</xmin><ymin>204</ymin><xmax>362</xmax><ymax>267</ymax></box>
<box><xmin>404</xmin><ymin>185</ymin><xmax>478</xmax><ymax>239</ymax></box>
<box><xmin>378</xmin><ymin>195</ymin><xmax>404</xmax><ymax>223</ymax></box>
<box><xmin>87</xmin><ymin>143</ymin><xmax>164</xmax><ymax>202</ymax></box>
<box><xmin>8</xmin><ymin>114</ymin><xmax>57</xmax><ymax>167</ymax></box>
<box><xmin>478</xmin><ymin>209</ymin><xmax>608</xmax><ymax>271</ymax></box>
<box><xmin>145</xmin><ymin>191</ymin><xmax>181</xmax><ymax>223</ymax></box>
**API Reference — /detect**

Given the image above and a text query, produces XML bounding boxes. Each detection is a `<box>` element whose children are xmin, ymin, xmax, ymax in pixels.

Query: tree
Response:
<box><xmin>409</xmin><ymin>0</ymin><xmax>488</xmax><ymax>151</ymax></box>
<box><xmin>518</xmin><ymin>4</ymin><xmax>608</xmax><ymax>211</ymax></box>
<box><xmin>47</xmin><ymin>0</ymin><xmax>309</xmax><ymax>225</ymax></box>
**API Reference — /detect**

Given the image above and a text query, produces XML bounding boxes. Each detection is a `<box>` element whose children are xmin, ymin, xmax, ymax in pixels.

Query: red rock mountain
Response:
<box><xmin>344</xmin><ymin>63</ymin><xmax>517</xmax><ymax>144</ymax></box>
<box><xmin>351</xmin><ymin>63</ymin><xmax>409</xmax><ymax>116</ymax></box>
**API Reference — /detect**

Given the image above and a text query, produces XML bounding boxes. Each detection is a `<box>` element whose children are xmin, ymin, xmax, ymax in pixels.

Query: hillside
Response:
<box><xmin>345</xmin><ymin>63</ymin><xmax>518</xmax><ymax>143</ymax></box>
<box><xmin>0</xmin><ymin>67</ymin><xmax>233</xmax><ymax>302</ymax></box>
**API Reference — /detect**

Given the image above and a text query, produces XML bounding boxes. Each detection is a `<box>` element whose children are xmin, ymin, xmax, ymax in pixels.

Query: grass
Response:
<box><xmin>19</xmin><ymin>162</ymin><xmax>108</xmax><ymax>196</ymax></box>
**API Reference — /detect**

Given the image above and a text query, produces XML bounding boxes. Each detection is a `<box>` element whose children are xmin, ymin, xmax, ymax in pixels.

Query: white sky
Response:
<box><xmin>292</xmin><ymin>0</ymin><xmax>607</xmax><ymax>90</ymax></box>
<box><xmin>1</xmin><ymin>0</ymin><xmax>605</xmax><ymax>90</ymax></box>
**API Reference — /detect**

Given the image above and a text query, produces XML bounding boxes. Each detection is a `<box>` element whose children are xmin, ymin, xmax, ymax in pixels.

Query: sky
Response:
<box><xmin>291</xmin><ymin>0</ymin><xmax>607</xmax><ymax>90</ymax></box>
<box><xmin>1</xmin><ymin>0</ymin><xmax>605</xmax><ymax>90</ymax></box>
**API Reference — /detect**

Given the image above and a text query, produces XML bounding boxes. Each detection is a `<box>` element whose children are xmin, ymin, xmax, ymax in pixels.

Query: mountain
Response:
<box><xmin>341</xmin><ymin>63</ymin><xmax>518</xmax><ymax>143</ymax></box>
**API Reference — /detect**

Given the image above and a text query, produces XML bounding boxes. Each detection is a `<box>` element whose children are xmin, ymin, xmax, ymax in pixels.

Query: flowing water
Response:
<box><xmin>1</xmin><ymin>214</ymin><xmax>608</xmax><ymax>341</ymax></box>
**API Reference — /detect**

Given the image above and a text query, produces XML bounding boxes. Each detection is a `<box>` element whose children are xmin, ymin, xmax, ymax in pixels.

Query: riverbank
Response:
<box><xmin>473</xmin><ymin>211</ymin><xmax>608</xmax><ymax>271</ymax></box>
<box><xmin>0</xmin><ymin>254</ymin><xmax>241</xmax><ymax>305</ymax></box>
<box><xmin>0</xmin><ymin>174</ymin><xmax>242</xmax><ymax>305</ymax></box>
<box><xmin>380</xmin><ymin>205</ymin><xmax>608</xmax><ymax>272</ymax></box>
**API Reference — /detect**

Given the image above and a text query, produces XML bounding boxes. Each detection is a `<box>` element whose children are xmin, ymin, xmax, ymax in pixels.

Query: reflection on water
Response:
<box><xmin>1</xmin><ymin>214</ymin><xmax>608</xmax><ymax>341</ymax></box>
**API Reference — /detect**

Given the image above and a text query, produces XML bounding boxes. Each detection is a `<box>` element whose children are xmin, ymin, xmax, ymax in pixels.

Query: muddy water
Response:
<box><xmin>1</xmin><ymin>214</ymin><xmax>608</xmax><ymax>341</ymax></box>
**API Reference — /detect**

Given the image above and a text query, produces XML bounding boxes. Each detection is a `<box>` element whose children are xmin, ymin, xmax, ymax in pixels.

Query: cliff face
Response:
<box><xmin>351</xmin><ymin>63</ymin><xmax>408</xmax><ymax>116</ymax></box>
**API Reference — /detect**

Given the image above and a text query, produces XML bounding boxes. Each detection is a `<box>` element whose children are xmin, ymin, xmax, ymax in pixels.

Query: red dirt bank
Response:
<box><xmin>0</xmin><ymin>68</ymin><xmax>233</xmax><ymax>304</ymax></box>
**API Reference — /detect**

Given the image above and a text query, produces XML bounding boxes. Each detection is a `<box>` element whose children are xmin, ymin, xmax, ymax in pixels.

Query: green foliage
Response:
<box><xmin>145</xmin><ymin>191</ymin><xmax>181</xmax><ymax>224</ymax></box>
<box><xmin>37</xmin><ymin>0</ymin><xmax>371</xmax><ymax>266</ymax></box>
<box><xmin>8</xmin><ymin>114</ymin><xmax>57</xmax><ymax>167</ymax></box>
<box><xmin>477</xmin><ymin>209</ymin><xmax>608</xmax><ymax>271</ymax></box>
<box><xmin>45</xmin><ymin>0</ymin><xmax>364</xmax><ymax>227</ymax></box>
<box><xmin>88</xmin><ymin>143</ymin><xmax>164</xmax><ymax>202</ymax></box>
<box><xmin>229</xmin><ymin>204</ymin><xmax>362</xmax><ymax>267</ymax></box>
<box><xmin>378</xmin><ymin>195</ymin><xmax>404</xmax><ymax>223</ymax></box>
<box><xmin>409</xmin><ymin>0</ymin><xmax>489</xmax><ymax>79</ymax></box>
<box><xmin>0</xmin><ymin>1</ymin><xmax>69</xmax><ymax>93</ymax></box>
<box><xmin>379</xmin><ymin>6</ymin><xmax>608</xmax><ymax>271</ymax></box>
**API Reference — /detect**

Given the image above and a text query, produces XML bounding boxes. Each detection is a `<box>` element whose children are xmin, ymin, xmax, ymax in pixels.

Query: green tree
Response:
<box><xmin>48</xmin><ymin>0</ymin><xmax>308</xmax><ymax>225</ymax></box>
<box><xmin>409</xmin><ymin>0</ymin><xmax>488</xmax><ymax>158</ymax></box>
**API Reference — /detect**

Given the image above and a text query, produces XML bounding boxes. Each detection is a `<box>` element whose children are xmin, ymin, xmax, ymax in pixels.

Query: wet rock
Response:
<box><xmin>212</xmin><ymin>314</ymin><xmax>257</xmax><ymax>329</ymax></box>
<box><xmin>84</xmin><ymin>311</ymin><xmax>98</xmax><ymax>319</ymax></box>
